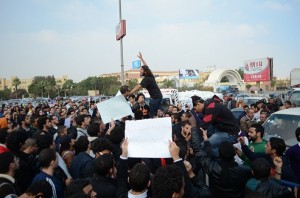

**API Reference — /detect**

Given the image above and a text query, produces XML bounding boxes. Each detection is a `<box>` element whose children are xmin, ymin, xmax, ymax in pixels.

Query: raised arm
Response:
<box><xmin>137</xmin><ymin>52</ymin><xmax>148</xmax><ymax>66</ymax></box>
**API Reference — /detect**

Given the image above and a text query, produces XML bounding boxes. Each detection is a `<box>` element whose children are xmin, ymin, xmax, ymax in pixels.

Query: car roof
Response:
<box><xmin>271</xmin><ymin>107</ymin><xmax>300</xmax><ymax>116</ymax></box>
<box><xmin>243</xmin><ymin>96</ymin><xmax>266</xmax><ymax>99</ymax></box>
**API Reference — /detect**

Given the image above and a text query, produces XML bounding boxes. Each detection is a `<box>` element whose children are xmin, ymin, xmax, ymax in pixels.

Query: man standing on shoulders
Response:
<box><xmin>129</xmin><ymin>52</ymin><xmax>162</xmax><ymax>118</ymax></box>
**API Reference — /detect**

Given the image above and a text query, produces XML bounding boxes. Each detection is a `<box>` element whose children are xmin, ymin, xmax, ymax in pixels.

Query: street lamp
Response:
<box><xmin>116</xmin><ymin>0</ymin><xmax>126</xmax><ymax>85</ymax></box>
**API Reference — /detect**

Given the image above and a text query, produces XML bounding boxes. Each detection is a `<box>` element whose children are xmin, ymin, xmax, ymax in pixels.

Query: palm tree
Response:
<box><xmin>11</xmin><ymin>77</ymin><xmax>21</xmax><ymax>91</ymax></box>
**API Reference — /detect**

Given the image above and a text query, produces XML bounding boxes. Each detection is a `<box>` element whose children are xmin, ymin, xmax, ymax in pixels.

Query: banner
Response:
<box><xmin>244</xmin><ymin>58</ymin><xmax>272</xmax><ymax>82</ymax></box>
<box><xmin>179</xmin><ymin>69</ymin><xmax>200</xmax><ymax>79</ymax></box>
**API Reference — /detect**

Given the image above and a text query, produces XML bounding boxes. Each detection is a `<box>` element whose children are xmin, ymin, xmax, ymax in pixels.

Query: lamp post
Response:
<box><xmin>119</xmin><ymin>0</ymin><xmax>124</xmax><ymax>85</ymax></box>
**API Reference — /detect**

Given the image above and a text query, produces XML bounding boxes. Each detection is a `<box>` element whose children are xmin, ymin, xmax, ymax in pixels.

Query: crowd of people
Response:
<box><xmin>0</xmin><ymin>56</ymin><xmax>299</xmax><ymax>197</ymax></box>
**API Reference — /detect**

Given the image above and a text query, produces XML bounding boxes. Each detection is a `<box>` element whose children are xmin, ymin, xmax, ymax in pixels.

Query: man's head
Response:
<box><xmin>94</xmin><ymin>153</ymin><xmax>115</xmax><ymax>177</ymax></box>
<box><xmin>75</xmin><ymin>136</ymin><xmax>90</xmax><ymax>155</ymax></box>
<box><xmin>128</xmin><ymin>94</ymin><xmax>136</xmax><ymax>104</ymax></box>
<box><xmin>193</xmin><ymin>99</ymin><xmax>205</xmax><ymax>113</ymax></box>
<box><xmin>284</xmin><ymin>101</ymin><xmax>292</xmax><ymax>109</ymax></box>
<box><xmin>65</xmin><ymin>179</ymin><xmax>96</xmax><ymax>198</ymax></box>
<box><xmin>17</xmin><ymin>114</ymin><xmax>31</xmax><ymax>127</ymax></box>
<box><xmin>0</xmin><ymin>151</ymin><xmax>19</xmax><ymax>174</ymax></box>
<box><xmin>259</xmin><ymin>112</ymin><xmax>268</xmax><ymax>123</ymax></box>
<box><xmin>248</xmin><ymin>123</ymin><xmax>264</xmax><ymax>142</ymax></box>
<box><xmin>219</xmin><ymin>141</ymin><xmax>235</xmax><ymax>161</ymax></box>
<box><xmin>140</xmin><ymin>65</ymin><xmax>154</xmax><ymax>77</ymax></box>
<box><xmin>38</xmin><ymin>148</ymin><xmax>58</xmax><ymax>169</ymax></box>
<box><xmin>246</xmin><ymin>108</ymin><xmax>255</xmax><ymax>119</ymax></box>
<box><xmin>129</xmin><ymin>163</ymin><xmax>151</xmax><ymax>193</ymax></box>
<box><xmin>157</xmin><ymin>109</ymin><xmax>164</xmax><ymax>117</ymax></box>
<box><xmin>120</xmin><ymin>85</ymin><xmax>130</xmax><ymax>97</ymax></box>
<box><xmin>91</xmin><ymin>138</ymin><xmax>113</xmax><ymax>157</ymax></box>
<box><xmin>265</xmin><ymin>137</ymin><xmax>286</xmax><ymax>157</ymax></box>
<box><xmin>76</xmin><ymin>114</ymin><xmax>90</xmax><ymax>128</ymax></box>
<box><xmin>49</xmin><ymin>115</ymin><xmax>59</xmax><ymax>126</ymax></box>
<box><xmin>38</xmin><ymin>116</ymin><xmax>51</xmax><ymax>130</ymax></box>
<box><xmin>152</xmin><ymin>165</ymin><xmax>184</xmax><ymax>198</ymax></box>
<box><xmin>252</xmin><ymin>158</ymin><xmax>271</xmax><ymax>180</ymax></box>
<box><xmin>181</xmin><ymin>112</ymin><xmax>191</xmax><ymax>122</ymax></box>
<box><xmin>136</xmin><ymin>93</ymin><xmax>145</xmax><ymax>104</ymax></box>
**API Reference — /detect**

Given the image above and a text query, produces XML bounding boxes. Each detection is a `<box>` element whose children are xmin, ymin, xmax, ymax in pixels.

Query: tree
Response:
<box><xmin>246</xmin><ymin>84</ymin><xmax>252</xmax><ymax>90</ymax></box>
<box><xmin>127</xmin><ymin>79</ymin><xmax>138</xmax><ymax>90</ymax></box>
<box><xmin>161</xmin><ymin>79</ymin><xmax>176</xmax><ymax>89</ymax></box>
<box><xmin>10</xmin><ymin>89</ymin><xmax>29</xmax><ymax>99</ymax></box>
<box><xmin>0</xmin><ymin>88</ymin><xmax>11</xmax><ymax>100</ymax></box>
<box><xmin>28</xmin><ymin>75</ymin><xmax>56</xmax><ymax>97</ymax></box>
<box><xmin>11</xmin><ymin>77</ymin><xmax>21</xmax><ymax>91</ymax></box>
<box><xmin>62</xmin><ymin>79</ymin><xmax>75</xmax><ymax>97</ymax></box>
<box><xmin>236</xmin><ymin>68</ymin><xmax>244</xmax><ymax>80</ymax></box>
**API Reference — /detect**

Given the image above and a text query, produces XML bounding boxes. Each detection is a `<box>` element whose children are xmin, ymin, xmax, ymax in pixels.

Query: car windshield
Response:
<box><xmin>263</xmin><ymin>114</ymin><xmax>300</xmax><ymax>147</ymax></box>
<box><xmin>290</xmin><ymin>91</ymin><xmax>300</xmax><ymax>107</ymax></box>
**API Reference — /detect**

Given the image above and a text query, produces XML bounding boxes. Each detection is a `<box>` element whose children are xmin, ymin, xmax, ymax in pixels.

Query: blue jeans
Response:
<box><xmin>149</xmin><ymin>98</ymin><xmax>162</xmax><ymax>118</ymax></box>
<box><xmin>202</xmin><ymin>126</ymin><xmax>237</xmax><ymax>159</ymax></box>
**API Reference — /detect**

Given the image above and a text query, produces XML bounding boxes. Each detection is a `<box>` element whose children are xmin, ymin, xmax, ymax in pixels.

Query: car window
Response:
<box><xmin>264</xmin><ymin>114</ymin><xmax>300</xmax><ymax>146</ymax></box>
<box><xmin>290</xmin><ymin>91</ymin><xmax>300</xmax><ymax>107</ymax></box>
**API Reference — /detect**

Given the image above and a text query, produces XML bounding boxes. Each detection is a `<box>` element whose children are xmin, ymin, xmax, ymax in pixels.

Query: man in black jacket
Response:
<box><xmin>192</xmin><ymin>129</ymin><xmax>252</xmax><ymax>198</ymax></box>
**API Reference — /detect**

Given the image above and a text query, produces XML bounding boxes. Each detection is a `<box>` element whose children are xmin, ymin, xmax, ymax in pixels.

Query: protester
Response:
<box><xmin>129</xmin><ymin>52</ymin><xmax>163</xmax><ymax>118</ymax></box>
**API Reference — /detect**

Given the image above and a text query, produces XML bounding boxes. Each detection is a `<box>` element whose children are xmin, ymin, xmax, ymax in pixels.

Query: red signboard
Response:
<box><xmin>244</xmin><ymin>58</ymin><xmax>272</xmax><ymax>82</ymax></box>
<box><xmin>116</xmin><ymin>20</ymin><xmax>126</xmax><ymax>41</ymax></box>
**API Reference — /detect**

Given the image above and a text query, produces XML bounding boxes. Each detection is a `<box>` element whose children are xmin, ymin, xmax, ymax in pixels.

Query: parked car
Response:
<box><xmin>263</xmin><ymin>107</ymin><xmax>300</xmax><ymax>147</ymax></box>
<box><xmin>243</xmin><ymin>96</ymin><xmax>268</xmax><ymax>106</ymax></box>
<box><xmin>290</xmin><ymin>88</ymin><xmax>300</xmax><ymax>107</ymax></box>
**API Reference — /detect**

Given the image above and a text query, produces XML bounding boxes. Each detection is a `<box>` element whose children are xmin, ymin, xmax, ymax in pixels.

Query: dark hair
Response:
<box><xmin>38</xmin><ymin>116</ymin><xmax>48</xmax><ymax>130</ymax></box>
<box><xmin>38</xmin><ymin>148</ymin><xmax>57</xmax><ymax>168</ymax></box>
<box><xmin>17</xmin><ymin>113</ymin><xmax>26</xmax><ymax>126</ymax></box>
<box><xmin>251</xmin><ymin>158</ymin><xmax>271</xmax><ymax>180</ymax></box>
<box><xmin>136</xmin><ymin>93</ymin><xmax>145</xmax><ymax>102</ymax></box>
<box><xmin>128</xmin><ymin>94</ymin><xmax>136</xmax><ymax>100</ymax></box>
<box><xmin>0</xmin><ymin>128</ymin><xmax>8</xmax><ymax>144</ymax></box>
<box><xmin>6</xmin><ymin>131</ymin><xmax>28</xmax><ymax>152</ymax></box>
<box><xmin>172</xmin><ymin>113</ymin><xmax>181</xmax><ymax>122</ymax></box>
<box><xmin>109</xmin><ymin>126</ymin><xmax>124</xmax><ymax>144</ymax></box>
<box><xmin>192</xmin><ymin>99</ymin><xmax>205</xmax><ymax>107</ymax></box>
<box><xmin>36</xmin><ymin>134</ymin><xmax>54</xmax><ymax>151</ymax></box>
<box><xmin>75</xmin><ymin>136</ymin><xmax>89</xmax><ymax>155</ymax></box>
<box><xmin>219</xmin><ymin>141</ymin><xmax>235</xmax><ymax>161</ymax></box>
<box><xmin>129</xmin><ymin>163</ymin><xmax>150</xmax><ymax>192</ymax></box>
<box><xmin>65</xmin><ymin>178</ymin><xmax>91</xmax><ymax>198</ymax></box>
<box><xmin>152</xmin><ymin>165</ymin><xmax>183</xmax><ymax>198</ymax></box>
<box><xmin>120</xmin><ymin>85</ymin><xmax>130</xmax><ymax>94</ymax></box>
<box><xmin>59</xmin><ymin>135</ymin><xmax>72</xmax><ymax>155</ymax></box>
<box><xmin>250</xmin><ymin>123</ymin><xmax>265</xmax><ymax>138</ymax></box>
<box><xmin>76</xmin><ymin>114</ymin><xmax>89</xmax><ymax>126</ymax></box>
<box><xmin>141</xmin><ymin>65</ymin><xmax>154</xmax><ymax>77</ymax></box>
<box><xmin>296</xmin><ymin>127</ymin><xmax>300</xmax><ymax>142</ymax></box>
<box><xmin>285</xmin><ymin>100</ymin><xmax>292</xmax><ymax>106</ymax></box>
<box><xmin>269</xmin><ymin>137</ymin><xmax>286</xmax><ymax>156</ymax></box>
<box><xmin>87</xmin><ymin>122</ymin><xmax>100</xmax><ymax>137</ymax></box>
<box><xmin>181</xmin><ymin>120</ymin><xmax>191</xmax><ymax>127</ymax></box>
<box><xmin>91</xmin><ymin>138</ymin><xmax>113</xmax><ymax>155</ymax></box>
<box><xmin>57</xmin><ymin>125</ymin><xmax>66</xmax><ymax>135</ymax></box>
<box><xmin>94</xmin><ymin>154</ymin><xmax>114</xmax><ymax>176</ymax></box>
<box><xmin>26</xmin><ymin>180</ymin><xmax>53</xmax><ymax>198</ymax></box>
<box><xmin>0</xmin><ymin>151</ymin><xmax>14</xmax><ymax>173</ymax></box>
<box><xmin>182</xmin><ymin>111</ymin><xmax>191</xmax><ymax>118</ymax></box>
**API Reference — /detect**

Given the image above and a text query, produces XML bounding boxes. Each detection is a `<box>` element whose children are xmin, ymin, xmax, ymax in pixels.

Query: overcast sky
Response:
<box><xmin>1</xmin><ymin>0</ymin><xmax>299</xmax><ymax>82</ymax></box>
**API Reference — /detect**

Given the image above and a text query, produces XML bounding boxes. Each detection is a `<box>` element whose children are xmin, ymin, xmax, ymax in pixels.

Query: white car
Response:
<box><xmin>263</xmin><ymin>107</ymin><xmax>300</xmax><ymax>147</ymax></box>
<box><xmin>243</xmin><ymin>96</ymin><xmax>268</xmax><ymax>106</ymax></box>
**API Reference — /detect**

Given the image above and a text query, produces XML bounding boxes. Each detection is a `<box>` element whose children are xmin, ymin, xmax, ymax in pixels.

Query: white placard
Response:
<box><xmin>125</xmin><ymin>117</ymin><xmax>172</xmax><ymax>158</ymax></box>
<box><xmin>96</xmin><ymin>95</ymin><xmax>133</xmax><ymax>124</ymax></box>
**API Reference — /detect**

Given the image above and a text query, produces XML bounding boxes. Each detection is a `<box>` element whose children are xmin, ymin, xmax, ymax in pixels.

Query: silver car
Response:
<box><xmin>263</xmin><ymin>108</ymin><xmax>300</xmax><ymax>147</ymax></box>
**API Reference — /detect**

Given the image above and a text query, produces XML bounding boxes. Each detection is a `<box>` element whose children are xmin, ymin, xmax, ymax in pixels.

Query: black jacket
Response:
<box><xmin>246</xmin><ymin>179</ymin><xmax>294</xmax><ymax>198</ymax></box>
<box><xmin>201</xmin><ymin>99</ymin><xmax>240</xmax><ymax>136</ymax></box>
<box><xmin>194</xmin><ymin>141</ymin><xmax>252</xmax><ymax>198</ymax></box>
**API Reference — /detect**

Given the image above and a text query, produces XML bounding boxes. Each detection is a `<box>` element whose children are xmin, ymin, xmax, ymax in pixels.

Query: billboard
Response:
<box><xmin>179</xmin><ymin>69</ymin><xmax>200</xmax><ymax>79</ymax></box>
<box><xmin>244</xmin><ymin>58</ymin><xmax>273</xmax><ymax>82</ymax></box>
